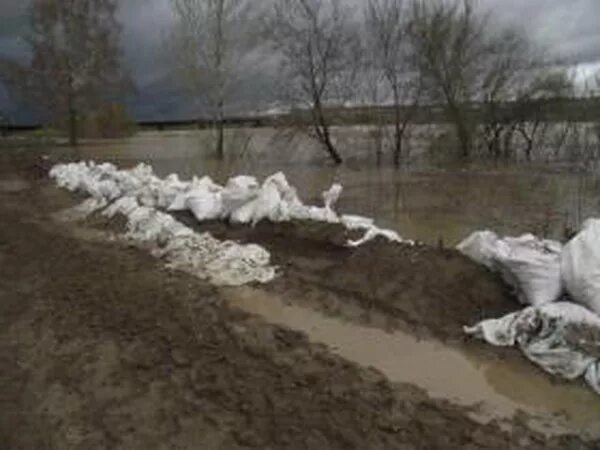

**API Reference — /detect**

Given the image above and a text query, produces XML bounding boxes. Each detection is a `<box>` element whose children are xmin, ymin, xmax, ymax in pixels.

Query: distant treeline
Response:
<box><xmin>3</xmin><ymin>96</ymin><xmax>600</xmax><ymax>135</ymax></box>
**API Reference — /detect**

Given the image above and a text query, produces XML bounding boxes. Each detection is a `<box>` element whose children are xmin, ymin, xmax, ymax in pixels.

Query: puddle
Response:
<box><xmin>222</xmin><ymin>286</ymin><xmax>600</xmax><ymax>437</ymax></box>
<box><xmin>0</xmin><ymin>178</ymin><xmax>29</xmax><ymax>193</ymax></box>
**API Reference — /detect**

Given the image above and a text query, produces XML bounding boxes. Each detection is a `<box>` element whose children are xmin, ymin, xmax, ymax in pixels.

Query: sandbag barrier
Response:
<box><xmin>49</xmin><ymin>161</ymin><xmax>409</xmax><ymax>286</ymax></box>
<box><xmin>50</xmin><ymin>161</ymin><xmax>600</xmax><ymax>397</ymax></box>
<box><xmin>458</xmin><ymin>227</ymin><xmax>600</xmax><ymax>396</ymax></box>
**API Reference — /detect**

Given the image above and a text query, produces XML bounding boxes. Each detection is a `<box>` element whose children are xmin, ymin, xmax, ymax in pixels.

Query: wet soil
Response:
<box><xmin>176</xmin><ymin>215</ymin><xmax>518</xmax><ymax>344</ymax></box>
<box><xmin>1</xmin><ymin>149</ymin><xmax>598</xmax><ymax>449</ymax></box>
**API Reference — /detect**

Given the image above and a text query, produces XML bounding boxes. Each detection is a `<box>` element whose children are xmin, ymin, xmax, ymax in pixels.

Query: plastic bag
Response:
<box><xmin>562</xmin><ymin>219</ymin><xmax>600</xmax><ymax>315</ymax></box>
<box><xmin>465</xmin><ymin>302</ymin><xmax>600</xmax><ymax>395</ymax></box>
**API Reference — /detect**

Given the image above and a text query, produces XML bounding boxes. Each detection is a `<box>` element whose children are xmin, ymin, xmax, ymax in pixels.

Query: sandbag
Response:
<box><xmin>230</xmin><ymin>179</ymin><xmax>284</xmax><ymax>225</ymax></box>
<box><xmin>457</xmin><ymin>232</ymin><xmax>562</xmax><ymax>306</ymax></box>
<box><xmin>456</xmin><ymin>230</ymin><xmax>500</xmax><ymax>269</ymax></box>
<box><xmin>496</xmin><ymin>235</ymin><xmax>562</xmax><ymax>307</ymax></box>
<box><xmin>562</xmin><ymin>219</ymin><xmax>600</xmax><ymax>315</ymax></box>
<box><xmin>186</xmin><ymin>192</ymin><xmax>223</xmax><ymax>222</ymax></box>
<box><xmin>322</xmin><ymin>183</ymin><xmax>343</xmax><ymax>210</ymax></box>
<box><xmin>221</xmin><ymin>176</ymin><xmax>259</xmax><ymax>218</ymax></box>
<box><xmin>465</xmin><ymin>302</ymin><xmax>600</xmax><ymax>395</ymax></box>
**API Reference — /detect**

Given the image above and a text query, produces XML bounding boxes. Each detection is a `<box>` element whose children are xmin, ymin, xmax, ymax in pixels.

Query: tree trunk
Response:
<box><xmin>393</xmin><ymin>100</ymin><xmax>402</xmax><ymax>168</ymax></box>
<box><xmin>321</xmin><ymin>123</ymin><xmax>343</xmax><ymax>165</ymax></box>
<box><xmin>456</xmin><ymin>120</ymin><xmax>471</xmax><ymax>159</ymax></box>
<box><xmin>215</xmin><ymin>101</ymin><xmax>225</xmax><ymax>160</ymax></box>
<box><xmin>68</xmin><ymin>106</ymin><xmax>78</xmax><ymax>147</ymax></box>
<box><xmin>313</xmin><ymin>99</ymin><xmax>343</xmax><ymax>165</ymax></box>
<box><xmin>447</xmin><ymin>102</ymin><xmax>471</xmax><ymax>159</ymax></box>
<box><xmin>393</xmin><ymin>130</ymin><xmax>403</xmax><ymax>168</ymax></box>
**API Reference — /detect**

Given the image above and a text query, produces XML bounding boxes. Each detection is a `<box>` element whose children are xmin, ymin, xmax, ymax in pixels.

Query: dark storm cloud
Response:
<box><xmin>2</xmin><ymin>0</ymin><xmax>600</xmax><ymax>121</ymax></box>
<box><xmin>479</xmin><ymin>0</ymin><xmax>600</xmax><ymax>65</ymax></box>
<box><xmin>3</xmin><ymin>0</ymin><xmax>600</xmax><ymax>74</ymax></box>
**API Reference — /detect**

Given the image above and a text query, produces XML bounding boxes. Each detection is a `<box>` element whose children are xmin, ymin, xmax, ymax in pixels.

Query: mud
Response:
<box><xmin>0</xmin><ymin>150</ymin><xmax>599</xmax><ymax>449</ymax></box>
<box><xmin>175</xmin><ymin>215</ymin><xmax>518</xmax><ymax>343</ymax></box>
<box><xmin>223</xmin><ymin>286</ymin><xmax>600</xmax><ymax>437</ymax></box>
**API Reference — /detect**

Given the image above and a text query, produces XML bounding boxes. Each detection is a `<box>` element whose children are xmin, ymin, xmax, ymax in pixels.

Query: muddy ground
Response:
<box><xmin>0</xmin><ymin>148</ymin><xmax>598</xmax><ymax>449</ymax></box>
<box><xmin>178</xmin><ymin>216</ymin><xmax>517</xmax><ymax>344</ymax></box>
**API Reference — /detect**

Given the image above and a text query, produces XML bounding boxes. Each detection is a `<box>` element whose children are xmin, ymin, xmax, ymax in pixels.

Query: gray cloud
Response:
<box><xmin>2</xmin><ymin>0</ymin><xmax>600</xmax><ymax>122</ymax></box>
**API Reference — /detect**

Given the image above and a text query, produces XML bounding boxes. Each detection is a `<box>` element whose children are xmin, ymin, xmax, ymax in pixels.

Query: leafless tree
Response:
<box><xmin>1</xmin><ymin>0</ymin><xmax>125</xmax><ymax>146</ymax></box>
<box><xmin>509</xmin><ymin>69</ymin><xmax>573</xmax><ymax>161</ymax></box>
<box><xmin>268</xmin><ymin>0</ymin><xmax>361</xmax><ymax>165</ymax></box>
<box><xmin>365</xmin><ymin>0</ymin><xmax>421</xmax><ymax>167</ymax></box>
<box><xmin>408</xmin><ymin>0</ymin><xmax>487</xmax><ymax>159</ymax></box>
<box><xmin>170</xmin><ymin>0</ymin><xmax>259</xmax><ymax>159</ymax></box>
<box><xmin>477</xmin><ymin>29</ymin><xmax>532</xmax><ymax>160</ymax></box>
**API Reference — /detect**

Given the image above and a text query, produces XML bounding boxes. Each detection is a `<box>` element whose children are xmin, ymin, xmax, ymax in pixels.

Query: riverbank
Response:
<box><xmin>1</xmin><ymin>149</ymin><xmax>598</xmax><ymax>449</ymax></box>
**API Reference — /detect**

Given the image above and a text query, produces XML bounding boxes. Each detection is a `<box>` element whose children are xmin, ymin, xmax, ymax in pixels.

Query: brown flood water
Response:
<box><xmin>70</xmin><ymin>129</ymin><xmax>600</xmax><ymax>245</ymax></box>
<box><xmin>223</xmin><ymin>286</ymin><xmax>600</xmax><ymax>438</ymax></box>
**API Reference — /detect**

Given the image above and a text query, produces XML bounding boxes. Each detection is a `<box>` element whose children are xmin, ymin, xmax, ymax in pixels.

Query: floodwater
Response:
<box><xmin>69</xmin><ymin>129</ymin><xmax>600</xmax><ymax>245</ymax></box>
<box><xmin>223</xmin><ymin>286</ymin><xmax>600</xmax><ymax>438</ymax></box>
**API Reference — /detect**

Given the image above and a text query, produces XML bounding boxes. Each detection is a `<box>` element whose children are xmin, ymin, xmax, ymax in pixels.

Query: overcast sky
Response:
<box><xmin>1</xmin><ymin>0</ymin><xmax>600</xmax><ymax>122</ymax></box>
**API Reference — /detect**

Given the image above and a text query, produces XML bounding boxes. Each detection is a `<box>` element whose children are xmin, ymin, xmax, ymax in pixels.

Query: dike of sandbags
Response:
<box><xmin>50</xmin><ymin>161</ymin><xmax>409</xmax><ymax>248</ymax></box>
<box><xmin>49</xmin><ymin>161</ymin><xmax>410</xmax><ymax>286</ymax></box>
<box><xmin>458</xmin><ymin>226</ymin><xmax>600</xmax><ymax>396</ymax></box>
<box><xmin>50</xmin><ymin>162</ymin><xmax>276</xmax><ymax>286</ymax></box>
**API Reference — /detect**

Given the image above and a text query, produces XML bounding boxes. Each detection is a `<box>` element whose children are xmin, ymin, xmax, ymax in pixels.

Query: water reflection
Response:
<box><xmin>222</xmin><ymin>286</ymin><xmax>600</xmax><ymax>437</ymax></box>
<box><xmin>69</xmin><ymin>129</ymin><xmax>600</xmax><ymax>245</ymax></box>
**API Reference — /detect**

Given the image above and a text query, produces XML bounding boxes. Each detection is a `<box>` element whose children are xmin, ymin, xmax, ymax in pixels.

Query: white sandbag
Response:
<box><xmin>304</xmin><ymin>206</ymin><xmax>339</xmax><ymax>223</ymax></box>
<box><xmin>229</xmin><ymin>179</ymin><xmax>282</xmax><ymax>225</ymax></box>
<box><xmin>103</xmin><ymin>196</ymin><xmax>140</xmax><ymax>219</ymax></box>
<box><xmin>252</xmin><ymin>182</ymin><xmax>284</xmax><ymax>225</ymax></box>
<box><xmin>341</xmin><ymin>215</ymin><xmax>375</xmax><ymax>231</ymax></box>
<box><xmin>168</xmin><ymin>177</ymin><xmax>221</xmax><ymax>212</ymax></box>
<box><xmin>167</xmin><ymin>193</ymin><xmax>190</xmax><ymax>212</ymax></box>
<box><xmin>347</xmin><ymin>226</ymin><xmax>404</xmax><ymax>248</ymax></box>
<box><xmin>496</xmin><ymin>235</ymin><xmax>563</xmax><ymax>307</ymax></box>
<box><xmin>186</xmin><ymin>192</ymin><xmax>223</xmax><ymax>222</ymax></box>
<box><xmin>221</xmin><ymin>176</ymin><xmax>260</xmax><ymax>218</ymax></box>
<box><xmin>465</xmin><ymin>302</ymin><xmax>600</xmax><ymax>395</ymax></box>
<box><xmin>562</xmin><ymin>219</ymin><xmax>600</xmax><ymax>316</ymax></box>
<box><xmin>456</xmin><ymin>231</ymin><xmax>500</xmax><ymax>269</ymax></box>
<box><xmin>457</xmin><ymin>232</ymin><xmax>562</xmax><ymax>306</ymax></box>
<box><xmin>322</xmin><ymin>183</ymin><xmax>343</xmax><ymax>210</ymax></box>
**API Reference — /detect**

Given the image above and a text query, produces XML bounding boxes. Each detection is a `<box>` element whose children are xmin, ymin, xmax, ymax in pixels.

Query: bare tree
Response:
<box><xmin>409</xmin><ymin>0</ymin><xmax>487</xmax><ymax>159</ymax></box>
<box><xmin>478</xmin><ymin>29</ymin><xmax>531</xmax><ymax>160</ymax></box>
<box><xmin>170</xmin><ymin>0</ymin><xmax>258</xmax><ymax>159</ymax></box>
<box><xmin>1</xmin><ymin>0</ymin><xmax>125</xmax><ymax>146</ymax></box>
<box><xmin>365</xmin><ymin>0</ymin><xmax>421</xmax><ymax>167</ymax></box>
<box><xmin>511</xmin><ymin>70</ymin><xmax>573</xmax><ymax>162</ymax></box>
<box><xmin>268</xmin><ymin>0</ymin><xmax>361</xmax><ymax>165</ymax></box>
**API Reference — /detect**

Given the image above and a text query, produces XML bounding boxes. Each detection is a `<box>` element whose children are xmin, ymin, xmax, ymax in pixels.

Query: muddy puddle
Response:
<box><xmin>222</xmin><ymin>286</ymin><xmax>600</xmax><ymax>438</ymax></box>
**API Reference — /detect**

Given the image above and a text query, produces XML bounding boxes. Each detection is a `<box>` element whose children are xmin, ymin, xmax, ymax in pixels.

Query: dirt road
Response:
<box><xmin>0</xmin><ymin>149</ymin><xmax>597</xmax><ymax>449</ymax></box>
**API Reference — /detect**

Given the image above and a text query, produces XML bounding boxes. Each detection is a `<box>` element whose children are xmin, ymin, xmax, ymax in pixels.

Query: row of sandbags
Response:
<box><xmin>166</xmin><ymin>170</ymin><xmax>407</xmax><ymax>247</ymax></box>
<box><xmin>50</xmin><ymin>161</ymin><xmax>407</xmax><ymax>247</ymax></box>
<box><xmin>457</xmin><ymin>222</ymin><xmax>600</xmax><ymax>316</ymax></box>
<box><xmin>458</xmin><ymin>223</ymin><xmax>600</xmax><ymax>395</ymax></box>
<box><xmin>50</xmin><ymin>162</ymin><xmax>276</xmax><ymax>286</ymax></box>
